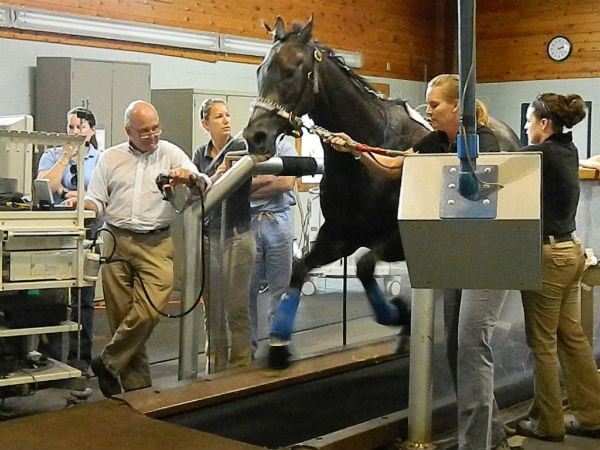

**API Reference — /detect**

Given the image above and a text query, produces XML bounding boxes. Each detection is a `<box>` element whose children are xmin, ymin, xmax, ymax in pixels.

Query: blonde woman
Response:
<box><xmin>328</xmin><ymin>74</ymin><xmax>517</xmax><ymax>450</ymax></box>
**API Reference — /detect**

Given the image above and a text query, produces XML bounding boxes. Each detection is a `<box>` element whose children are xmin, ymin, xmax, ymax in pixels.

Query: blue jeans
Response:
<box><xmin>68</xmin><ymin>285</ymin><xmax>96</xmax><ymax>366</ymax></box>
<box><xmin>445</xmin><ymin>289</ymin><xmax>509</xmax><ymax>450</ymax></box>
<box><xmin>249</xmin><ymin>209</ymin><xmax>293</xmax><ymax>355</ymax></box>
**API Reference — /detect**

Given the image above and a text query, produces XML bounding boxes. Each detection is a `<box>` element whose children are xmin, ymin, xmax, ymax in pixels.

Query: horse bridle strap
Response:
<box><xmin>250</xmin><ymin>98</ymin><xmax>305</xmax><ymax>133</ymax></box>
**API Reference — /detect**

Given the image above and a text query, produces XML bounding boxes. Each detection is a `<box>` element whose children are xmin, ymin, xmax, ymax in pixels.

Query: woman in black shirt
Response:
<box><xmin>516</xmin><ymin>93</ymin><xmax>600</xmax><ymax>441</ymax></box>
<box><xmin>192</xmin><ymin>99</ymin><xmax>255</xmax><ymax>371</ymax></box>
<box><xmin>327</xmin><ymin>74</ymin><xmax>514</xmax><ymax>450</ymax></box>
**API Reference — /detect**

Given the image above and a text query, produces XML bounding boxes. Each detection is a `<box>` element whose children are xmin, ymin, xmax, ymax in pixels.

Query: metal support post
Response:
<box><xmin>403</xmin><ymin>288</ymin><xmax>436</xmax><ymax>450</ymax></box>
<box><xmin>178</xmin><ymin>206</ymin><xmax>202</xmax><ymax>380</ymax></box>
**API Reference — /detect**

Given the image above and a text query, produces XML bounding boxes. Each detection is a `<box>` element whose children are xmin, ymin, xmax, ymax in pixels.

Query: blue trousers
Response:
<box><xmin>445</xmin><ymin>289</ymin><xmax>509</xmax><ymax>450</ymax></box>
<box><xmin>249</xmin><ymin>209</ymin><xmax>293</xmax><ymax>355</ymax></box>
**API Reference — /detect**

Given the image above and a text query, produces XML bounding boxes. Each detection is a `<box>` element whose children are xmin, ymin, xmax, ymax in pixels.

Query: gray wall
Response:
<box><xmin>0</xmin><ymin>37</ymin><xmax>425</xmax><ymax>129</ymax></box>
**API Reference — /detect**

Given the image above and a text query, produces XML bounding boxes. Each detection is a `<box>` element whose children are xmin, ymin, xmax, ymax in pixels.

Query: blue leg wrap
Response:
<box><xmin>269</xmin><ymin>289</ymin><xmax>301</xmax><ymax>341</ymax></box>
<box><xmin>365</xmin><ymin>280</ymin><xmax>400</xmax><ymax>325</ymax></box>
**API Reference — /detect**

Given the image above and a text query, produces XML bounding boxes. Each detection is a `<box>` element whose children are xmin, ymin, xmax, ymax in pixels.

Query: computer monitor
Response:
<box><xmin>0</xmin><ymin>115</ymin><xmax>34</xmax><ymax>196</ymax></box>
<box><xmin>33</xmin><ymin>178</ymin><xmax>55</xmax><ymax>209</ymax></box>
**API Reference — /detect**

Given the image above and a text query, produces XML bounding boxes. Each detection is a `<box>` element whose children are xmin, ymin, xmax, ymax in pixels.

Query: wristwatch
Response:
<box><xmin>60</xmin><ymin>187</ymin><xmax>69</xmax><ymax>199</ymax></box>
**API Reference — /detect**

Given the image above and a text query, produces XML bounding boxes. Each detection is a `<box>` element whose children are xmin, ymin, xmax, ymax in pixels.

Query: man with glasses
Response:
<box><xmin>77</xmin><ymin>100</ymin><xmax>210</xmax><ymax>397</ymax></box>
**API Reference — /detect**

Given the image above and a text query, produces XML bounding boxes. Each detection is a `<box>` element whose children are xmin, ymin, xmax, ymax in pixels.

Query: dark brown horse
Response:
<box><xmin>243</xmin><ymin>16</ymin><xmax>520</xmax><ymax>369</ymax></box>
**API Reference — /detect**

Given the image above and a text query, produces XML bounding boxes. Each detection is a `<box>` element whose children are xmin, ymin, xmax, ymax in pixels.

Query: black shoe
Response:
<box><xmin>503</xmin><ymin>423</ymin><xmax>517</xmax><ymax>437</ymax></box>
<box><xmin>90</xmin><ymin>356</ymin><xmax>122</xmax><ymax>398</ymax></box>
<box><xmin>564</xmin><ymin>416</ymin><xmax>600</xmax><ymax>438</ymax></box>
<box><xmin>516</xmin><ymin>420</ymin><xmax>564</xmax><ymax>442</ymax></box>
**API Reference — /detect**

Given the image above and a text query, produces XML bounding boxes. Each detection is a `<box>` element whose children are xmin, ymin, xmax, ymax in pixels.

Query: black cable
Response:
<box><xmin>97</xmin><ymin>193</ymin><xmax>207</xmax><ymax>319</ymax></box>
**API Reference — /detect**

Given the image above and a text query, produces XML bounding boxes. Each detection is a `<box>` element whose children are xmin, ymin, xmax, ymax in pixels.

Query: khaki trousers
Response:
<box><xmin>521</xmin><ymin>238</ymin><xmax>600</xmax><ymax>435</ymax></box>
<box><xmin>101</xmin><ymin>227</ymin><xmax>173</xmax><ymax>391</ymax></box>
<box><xmin>203</xmin><ymin>228</ymin><xmax>255</xmax><ymax>372</ymax></box>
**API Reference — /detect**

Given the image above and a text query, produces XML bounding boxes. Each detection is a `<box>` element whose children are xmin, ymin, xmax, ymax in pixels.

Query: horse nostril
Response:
<box><xmin>245</xmin><ymin>130</ymin><xmax>268</xmax><ymax>153</ymax></box>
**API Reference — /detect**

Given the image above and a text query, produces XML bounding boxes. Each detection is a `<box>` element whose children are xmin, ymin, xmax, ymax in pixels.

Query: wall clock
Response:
<box><xmin>547</xmin><ymin>36</ymin><xmax>572</xmax><ymax>62</ymax></box>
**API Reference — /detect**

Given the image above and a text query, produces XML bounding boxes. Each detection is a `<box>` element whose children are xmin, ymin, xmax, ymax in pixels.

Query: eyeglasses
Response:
<box><xmin>138</xmin><ymin>128</ymin><xmax>163</xmax><ymax>140</ymax></box>
<box><xmin>70</xmin><ymin>164</ymin><xmax>77</xmax><ymax>187</ymax></box>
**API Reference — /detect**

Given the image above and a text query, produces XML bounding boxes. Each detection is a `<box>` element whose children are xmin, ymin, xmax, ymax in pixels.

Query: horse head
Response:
<box><xmin>243</xmin><ymin>16</ymin><xmax>320</xmax><ymax>157</ymax></box>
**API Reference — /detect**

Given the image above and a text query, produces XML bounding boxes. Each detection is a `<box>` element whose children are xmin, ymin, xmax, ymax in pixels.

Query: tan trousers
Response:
<box><xmin>521</xmin><ymin>238</ymin><xmax>600</xmax><ymax>435</ymax></box>
<box><xmin>203</xmin><ymin>228</ymin><xmax>255</xmax><ymax>372</ymax></box>
<box><xmin>101</xmin><ymin>227</ymin><xmax>173</xmax><ymax>391</ymax></box>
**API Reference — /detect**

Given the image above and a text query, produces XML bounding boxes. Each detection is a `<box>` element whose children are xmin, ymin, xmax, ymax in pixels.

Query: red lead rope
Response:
<box><xmin>352</xmin><ymin>143</ymin><xmax>409</xmax><ymax>157</ymax></box>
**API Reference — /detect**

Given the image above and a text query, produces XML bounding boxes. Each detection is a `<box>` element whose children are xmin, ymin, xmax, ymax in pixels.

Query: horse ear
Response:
<box><xmin>262</xmin><ymin>19</ymin><xmax>272</xmax><ymax>35</ymax></box>
<box><xmin>267</xmin><ymin>16</ymin><xmax>285</xmax><ymax>42</ymax></box>
<box><xmin>298</xmin><ymin>15</ymin><xmax>314</xmax><ymax>43</ymax></box>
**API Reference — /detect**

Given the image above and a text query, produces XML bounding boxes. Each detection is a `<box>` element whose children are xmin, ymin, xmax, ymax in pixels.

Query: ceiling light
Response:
<box><xmin>219</xmin><ymin>35</ymin><xmax>273</xmax><ymax>57</ymax></box>
<box><xmin>11</xmin><ymin>7</ymin><xmax>219</xmax><ymax>51</ymax></box>
<box><xmin>0</xmin><ymin>5</ymin><xmax>13</xmax><ymax>28</ymax></box>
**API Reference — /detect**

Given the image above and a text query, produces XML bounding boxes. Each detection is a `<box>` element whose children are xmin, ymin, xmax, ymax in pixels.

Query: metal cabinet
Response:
<box><xmin>35</xmin><ymin>57</ymin><xmax>151</xmax><ymax>148</ymax></box>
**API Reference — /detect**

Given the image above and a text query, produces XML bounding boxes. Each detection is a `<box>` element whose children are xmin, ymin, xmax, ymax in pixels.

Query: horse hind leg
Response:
<box><xmin>356</xmin><ymin>251</ymin><xmax>411</xmax><ymax>355</ymax></box>
<box><xmin>356</xmin><ymin>251</ymin><xmax>410</xmax><ymax>327</ymax></box>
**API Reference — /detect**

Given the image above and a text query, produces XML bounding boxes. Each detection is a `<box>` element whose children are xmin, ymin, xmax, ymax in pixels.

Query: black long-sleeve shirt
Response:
<box><xmin>520</xmin><ymin>132</ymin><xmax>579</xmax><ymax>237</ymax></box>
<box><xmin>191</xmin><ymin>137</ymin><xmax>251</xmax><ymax>231</ymax></box>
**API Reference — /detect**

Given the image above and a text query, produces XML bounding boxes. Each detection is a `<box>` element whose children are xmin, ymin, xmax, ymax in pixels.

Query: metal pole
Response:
<box><xmin>457</xmin><ymin>0</ymin><xmax>480</xmax><ymax>200</ymax></box>
<box><xmin>178</xmin><ymin>155</ymin><xmax>257</xmax><ymax>378</ymax></box>
<box><xmin>458</xmin><ymin>0</ymin><xmax>476</xmax><ymax>137</ymax></box>
<box><xmin>404</xmin><ymin>288</ymin><xmax>436</xmax><ymax>449</ymax></box>
<box><xmin>178</xmin><ymin>206</ymin><xmax>201</xmax><ymax>380</ymax></box>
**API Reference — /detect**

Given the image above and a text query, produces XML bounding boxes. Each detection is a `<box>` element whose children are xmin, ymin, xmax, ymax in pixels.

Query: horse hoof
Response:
<box><xmin>390</xmin><ymin>296</ymin><xmax>411</xmax><ymax>327</ymax></box>
<box><xmin>396</xmin><ymin>331</ymin><xmax>410</xmax><ymax>356</ymax></box>
<box><xmin>268</xmin><ymin>345</ymin><xmax>291</xmax><ymax>370</ymax></box>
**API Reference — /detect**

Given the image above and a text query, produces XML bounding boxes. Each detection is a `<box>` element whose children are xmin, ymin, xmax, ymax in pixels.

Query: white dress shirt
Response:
<box><xmin>85</xmin><ymin>140</ymin><xmax>208</xmax><ymax>232</ymax></box>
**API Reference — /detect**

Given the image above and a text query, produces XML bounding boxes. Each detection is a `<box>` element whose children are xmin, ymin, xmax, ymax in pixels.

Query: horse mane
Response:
<box><xmin>281</xmin><ymin>23</ymin><xmax>407</xmax><ymax>106</ymax></box>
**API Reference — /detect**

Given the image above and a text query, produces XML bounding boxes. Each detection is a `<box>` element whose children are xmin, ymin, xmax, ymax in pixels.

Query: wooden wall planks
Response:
<box><xmin>1</xmin><ymin>0</ymin><xmax>600</xmax><ymax>82</ymax></box>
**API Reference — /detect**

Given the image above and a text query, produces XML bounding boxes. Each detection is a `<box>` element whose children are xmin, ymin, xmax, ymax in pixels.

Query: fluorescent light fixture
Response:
<box><xmin>219</xmin><ymin>34</ymin><xmax>273</xmax><ymax>57</ymax></box>
<box><xmin>0</xmin><ymin>5</ymin><xmax>13</xmax><ymax>28</ymax></box>
<box><xmin>335</xmin><ymin>50</ymin><xmax>363</xmax><ymax>69</ymax></box>
<box><xmin>11</xmin><ymin>7</ymin><xmax>219</xmax><ymax>51</ymax></box>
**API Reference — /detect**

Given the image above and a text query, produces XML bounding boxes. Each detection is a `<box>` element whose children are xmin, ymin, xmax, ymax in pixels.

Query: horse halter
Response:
<box><xmin>250</xmin><ymin>48</ymin><xmax>323</xmax><ymax>138</ymax></box>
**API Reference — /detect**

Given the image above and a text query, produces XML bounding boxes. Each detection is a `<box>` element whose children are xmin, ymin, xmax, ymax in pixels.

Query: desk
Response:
<box><xmin>580</xmin><ymin>264</ymin><xmax>600</xmax><ymax>345</ymax></box>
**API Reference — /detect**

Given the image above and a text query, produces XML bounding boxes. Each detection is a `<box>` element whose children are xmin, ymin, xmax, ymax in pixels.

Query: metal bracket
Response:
<box><xmin>440</xmin><ymin>165</ymin><xmax>499</xmax><ymax>219</ymax></box>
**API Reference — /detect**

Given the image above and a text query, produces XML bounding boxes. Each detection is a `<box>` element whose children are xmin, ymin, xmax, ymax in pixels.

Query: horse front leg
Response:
<box><xmin>268</xmin><ymin>258</ymin><xmax>309</xmax><ymax>342</ymax></box>
<box><xmin>268</xmin><ymin>227</ymin><xmax>347</xmax><ymax>369</ymax></box>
